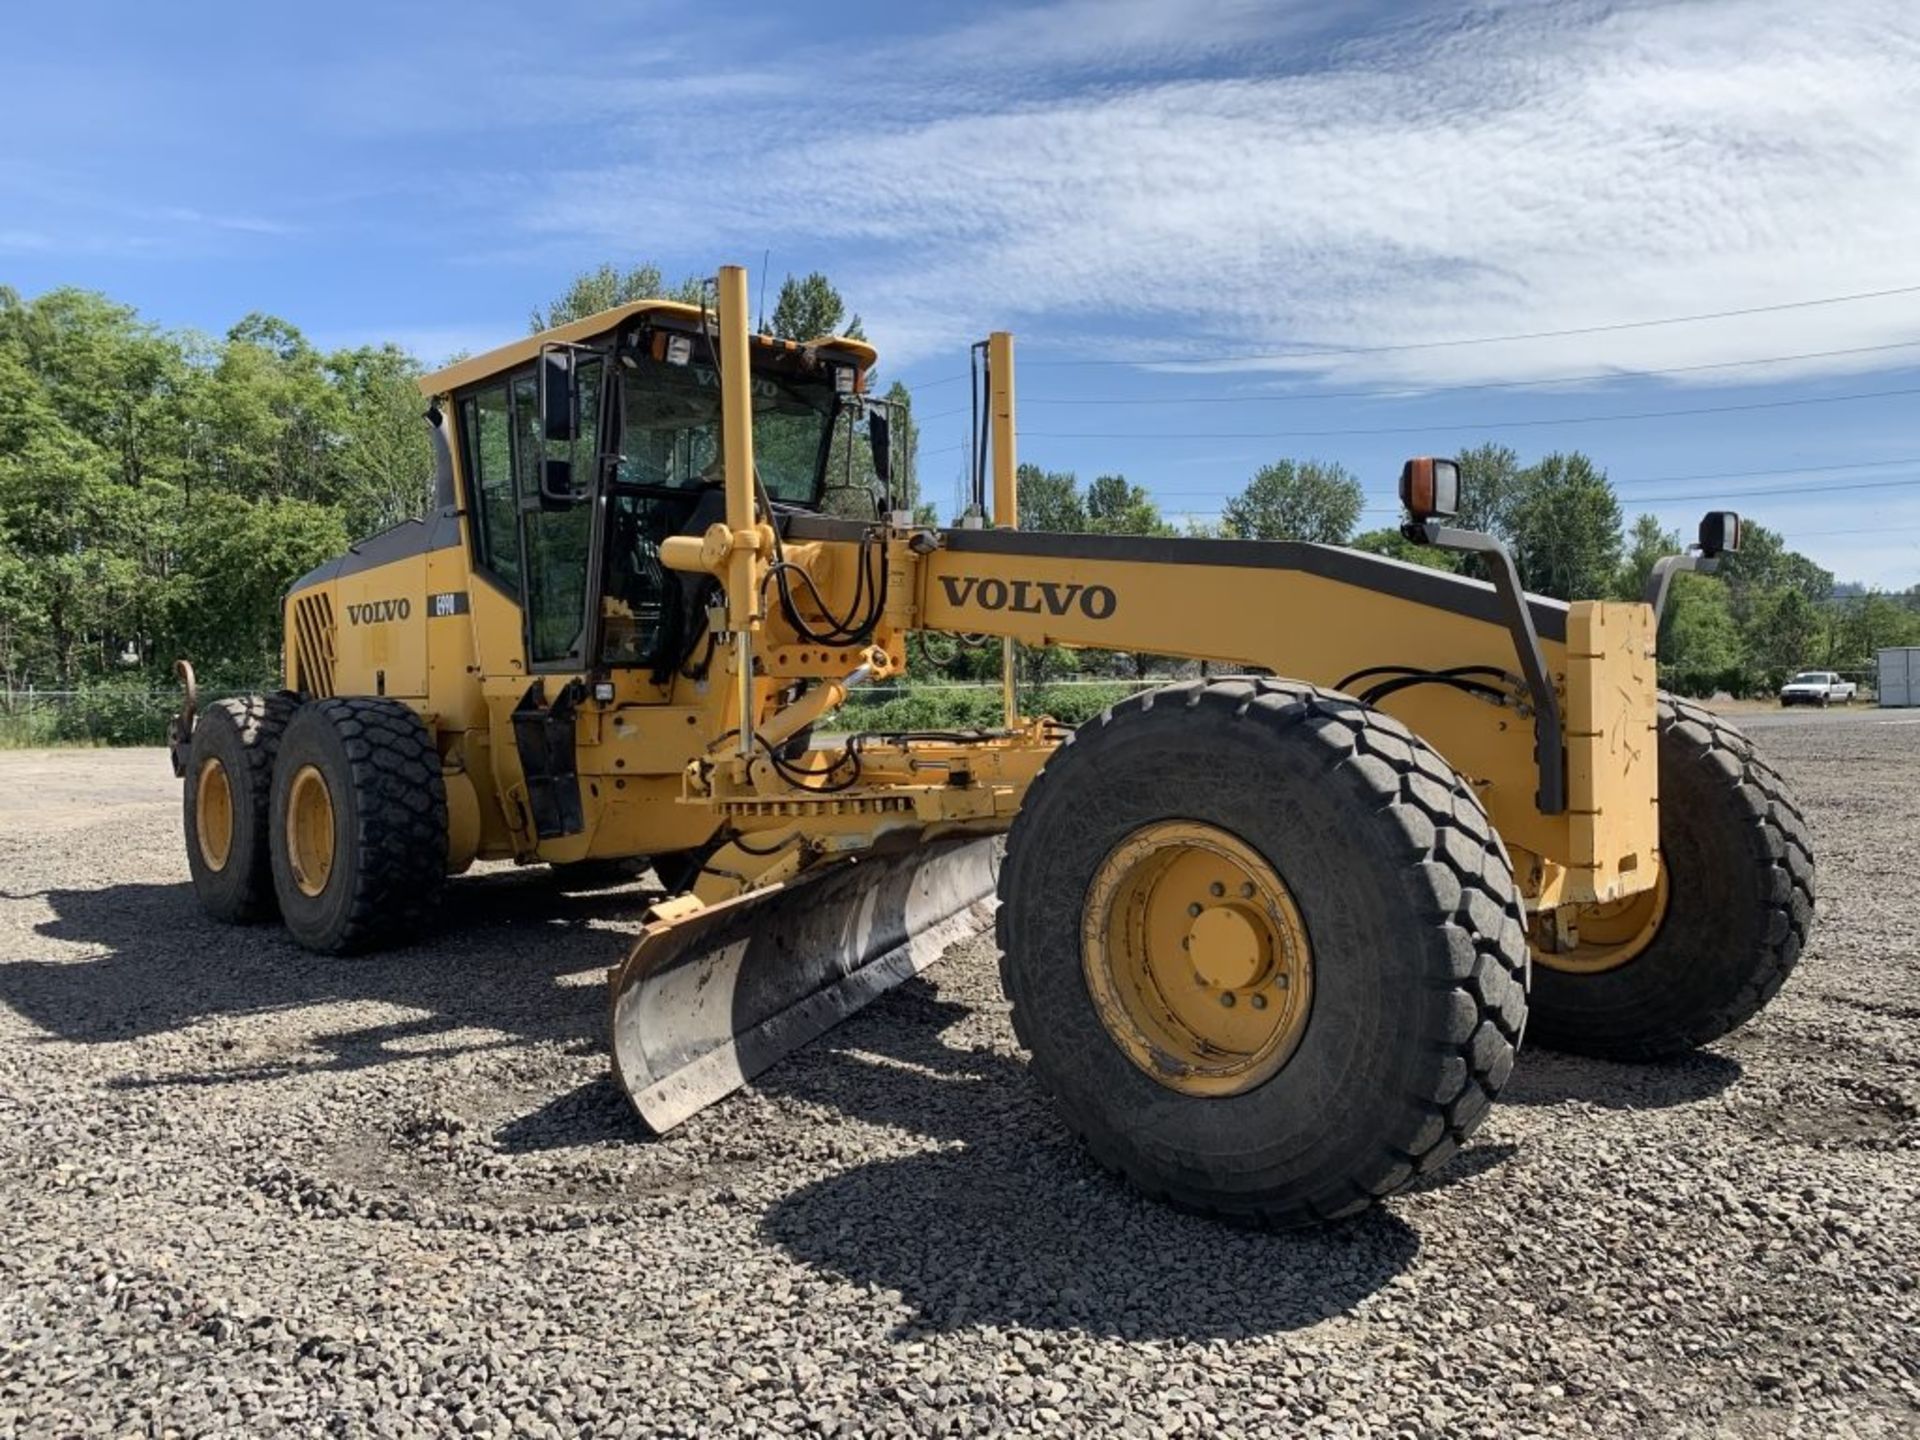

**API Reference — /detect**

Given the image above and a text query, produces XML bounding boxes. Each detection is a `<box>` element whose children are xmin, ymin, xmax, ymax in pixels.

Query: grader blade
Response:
<box><xmin>609</xmin><ymin>837</ymin><xmax>999</xmax><ymax>1132</ymax></box>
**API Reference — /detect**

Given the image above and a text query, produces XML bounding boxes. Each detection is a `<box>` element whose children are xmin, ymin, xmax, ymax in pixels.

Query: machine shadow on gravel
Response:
<box><xmin>492</xmin><ymin>1074</ymin><xmax>639</xmax><ymax>1153</ymax></box>
<box><xmin>749</xmin><ymin>979</ymin><xmax>1494</xmax><ymax>1342</ymax></box>
<box><xmin>2</xmin><ymin>872</ymin><xmax>653</xmax><ymax>1079</ymax></box>
<box><xmin>1502</xmin><ymin>1047</ymin><xmax>1742</xmax><ymax>1110</ymax></box>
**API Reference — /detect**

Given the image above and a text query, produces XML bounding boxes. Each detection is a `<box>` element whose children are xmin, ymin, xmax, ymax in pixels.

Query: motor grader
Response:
<box><xmin>170</xmin><ymin>266</ymin><xmax>1814</xmax><ymax>1226</ymax></box>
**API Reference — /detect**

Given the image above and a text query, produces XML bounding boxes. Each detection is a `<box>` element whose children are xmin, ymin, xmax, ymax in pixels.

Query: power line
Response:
<box><xmin>1017</xmin><ymin>340</ymin><xmax>1920</xmax><ymax>406</ymax></box>
<box><xmin>1784</xmin><ymin>523</ymin><xmax>1920</xmax><ymax>539</ymax></box>
<box><xmin>1612</xmin><ymin>476</ymin><xmax>1920</xmax><ymax>504</ymax></box>
<box><xmin>1151</xmin><ymin>457</ymin><xmax>1920</xmax><ymax>501</ymax></box>
<box><xmin>1025</xmin><ymin>384</ymin><xmax>1920</xmax><ymax>441</ymax></box>
<box><xmin>1166</xmin><ymin>475</ymin><xmax>1920</xmax><ymax>520</ymax></box>
<box><xmin>1020</xmin><ymin>282</ymin><xmax>1920</xmax><ymax>368</ymax></box>
<box><xmin>920</xmin><ymin>439</ymin><xmax>1920</xmax><ymax>509</ymax></box>
<box><xmin>1608</xmin><ymin>455</ymin><xmax>1920</xmax><ymax>489</ymax></box>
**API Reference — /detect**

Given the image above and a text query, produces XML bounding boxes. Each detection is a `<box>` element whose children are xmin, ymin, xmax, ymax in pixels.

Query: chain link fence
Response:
<box><xmin>0</xmin><ymin>681</ymin><xmax>271</xmax><ymax>748</ymax></box>
<box><xmin>7</xmin><ymin>664</ymin><xmax>1883</xmax><ymax>748</ymax></box>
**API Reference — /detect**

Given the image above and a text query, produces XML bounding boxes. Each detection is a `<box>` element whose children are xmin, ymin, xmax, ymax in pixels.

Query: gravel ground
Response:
<box><xmin>1</xmin><ymin>713</ymin><xmax>1916</xmax><ymax>1438</ymax></box>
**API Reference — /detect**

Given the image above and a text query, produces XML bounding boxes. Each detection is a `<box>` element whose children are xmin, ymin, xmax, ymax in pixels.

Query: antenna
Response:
<box><xmin>756</xmin><ymin>251</ymin><xmax>770</xmax><ymax>333</ymax></box>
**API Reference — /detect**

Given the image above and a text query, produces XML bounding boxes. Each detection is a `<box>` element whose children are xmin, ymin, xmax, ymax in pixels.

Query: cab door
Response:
<box><xmin>510</xmin><ymin>363</ymin><xmax>602</xmax><ymax>674</ymax></box>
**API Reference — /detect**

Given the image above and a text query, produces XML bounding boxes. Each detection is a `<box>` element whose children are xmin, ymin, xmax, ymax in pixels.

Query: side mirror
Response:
<box><xmin>869</xmin><ymin>412</ymin><xmax>892</xmax><ymax>491</ymax></box>
<box><xmin>1399</xmin><ymin>456</ymin><xmax>1460</xmax><ymax>522</ymax></box>
<box><xmin>1699</xmin><ymin>510</ymin><xmax>1741</xmax><ymax>558</ymax></box>
<box><xmin>540</xmin><ymin>346</ymin><xmax>578</xmax><ymax>443</ymax></box>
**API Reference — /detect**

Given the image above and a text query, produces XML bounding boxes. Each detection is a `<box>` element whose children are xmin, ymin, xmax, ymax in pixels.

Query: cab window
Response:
<box><xmin>512</xmin><ymin>365</ymin><xmax>601</xmax><ymax>668</ymax></box>
<box><xmin>458</xmin><ymin>385</ymin><xmax>521</xmax><ymax>591</ymax></box>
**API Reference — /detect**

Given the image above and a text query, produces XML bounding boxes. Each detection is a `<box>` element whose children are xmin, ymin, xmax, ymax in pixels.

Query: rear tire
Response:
<box><xmin>183</xmin><ymin>693</ymin><xmax>299</xmax><ymax>923</ymax></box>
<box><xmin>1528</xmin><ymin>696</ymin><xmax>1814</xmax><ymax>1059</ymax></box>
<box><xmin>269</xmin><ymin>698</ymin><xmax>448</xmax><ymax>954</ymax></box>
<box><xmin>997</xmin><ymin>679</ymin><xmax>1530</xmax><ymax>1228</ymax></box>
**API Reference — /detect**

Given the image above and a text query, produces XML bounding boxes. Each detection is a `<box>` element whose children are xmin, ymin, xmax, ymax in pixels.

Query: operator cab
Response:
<box><xmin>425</xmin><ymin>301</ymin><xmax>879</xmax><ymax>682</ymax></box>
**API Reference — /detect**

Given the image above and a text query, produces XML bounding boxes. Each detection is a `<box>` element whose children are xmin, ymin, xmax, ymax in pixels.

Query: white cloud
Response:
<box><xmin>150</xmin><ymin>206</ymin><xmax>295</xmax><ymax>237</ymax></box>
<box><xmin>522</xmin><ymin>0</ymin><xmax>1920</xmax><ymax>381</ymax></box>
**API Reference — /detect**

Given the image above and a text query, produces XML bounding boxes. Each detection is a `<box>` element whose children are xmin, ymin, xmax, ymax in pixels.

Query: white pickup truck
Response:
<box><xmin>1779</xmin><ymin>670</ymin><xmax>1857</xmax><ymax>707</ymax></box>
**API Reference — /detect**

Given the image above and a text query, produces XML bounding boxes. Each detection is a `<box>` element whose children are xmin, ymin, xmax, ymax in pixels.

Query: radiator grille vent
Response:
<box><xmin>292</xmin><ymin>592</ymin><xmax>336</xmax><ymax>698</ymax></box>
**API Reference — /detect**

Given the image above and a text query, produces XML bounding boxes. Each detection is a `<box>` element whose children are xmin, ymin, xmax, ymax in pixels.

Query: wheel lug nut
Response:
<box><xmin>1250</xmin><ymin>993</ymin><xmax>1268</xmax><ymax>1010</ymax></box>
<box><xmin>1219</xmin><ymin>992</ymin><xmax>1236</xmax><ymax>1007</ymax></box>
<box><xmin>1188</xmin><ymin>902</ymin><xmax>1202</xmax><ymax>917</ymax></box>
<box><xmin>1209</xmin><ymin>882</ymin><xmax>1225</xmax><ymax>897</ymax></box>
<box><xmin>1240</xmin><ymin>882</ymin><xmax>1255</xmax><ymax>898</ymax></box>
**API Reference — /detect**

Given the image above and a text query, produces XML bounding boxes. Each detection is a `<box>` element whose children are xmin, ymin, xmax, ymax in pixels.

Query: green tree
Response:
<box><xmin>1616</xmin><ymin>513</ymin><xmax>1681</xmax><ymax>602</ymax></box>
<box><xmin>1659</xmin><ymin>572</ymin><xmax>1744</xmax><ymax>696</ymax></box>
<box><xmin>1746</xmin><ymin>587</ymin><xmax>1823</xmax><ymax>690</ymax></box>
<box><xmin>877</xmin><ymin>379</ymin><xmax>937</xmax><ymax>522</ymax></box>
<box><xmin>1349</xmin><ymin>526</ymin><xmax>1460</xmax><ymax>570</ymax></box>
<box><xmin>1453</xmin><ymin>441</ymin><xmax>1525</xmax><ymax>538</ymax></box>
<box><xmin>1506</xmin><ymin>452</ymin><xmax>1622</xmax><ymax>600</ymax></box>
<box><xmin>1084</xmin><ymin>474</ymin><xmax>1172</xmax><ymax>537</ymax></box>
<box><xmin>1717</xmin><ymin>520</ymin><xmax>1834</xmax><ymax>623</ymax></box>
<box><xmin>769</xmin><ymin>272</ymin><xmax>865</xmax><ymax>341</ymax></box>
<box><xmin>1015</xmin><ymin>464</ymin><xmax>1088</xmax><ymax>533</ymax></box>
<box><xmin>0</xmin><ymin>285</ymin><xmax>446</xmax><ymax>702</ymax></box>
<box><xmin>323</xmin><ymin>344</ymin><xmax>434</xmax><ymax>535</ymax></box>
<box><xmin>1076</xmin><ymin>475</ymin><xmax>1178</xmax><ymax>676</ymax></box>
<box><xmin>166</xmin><ymin>494</ymin><xmax>348</xmax><ymax>677</ymax></box>
<box><xmin>1220</xmin><ymin>459</ymin><xmax>1361</xmax><ymax>543</ymax></box>
<box><xmin>0</xmin><ymin>292</ymin><xmax>177</xmax><ymax>686</ymax></box>
<box><xmin>197</xmin><ymin>314</ymin><xmax>343</xmax><ymax>504</ymax></box>
<box><xmin>1824</xmin><ymin>591</ymin><xmax>1920</xmax><ymax>671</ymax></box>
<box><xmin>529</xmin><ymin>261</ymin><xmax>705</xmax><ymax>333</ymax></box>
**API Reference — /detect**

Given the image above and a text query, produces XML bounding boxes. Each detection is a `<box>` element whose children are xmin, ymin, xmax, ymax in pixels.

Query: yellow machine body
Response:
<box><xmin>172</xmin><ymin>263</ymin><xmax>1811</xmax><ymax>1225</ymax></box>
<box><xmin>281</xmin><ymin>292</ymin><xmax>1660</xmax><ymax>914</ymax></box>
<box><xmin>267</xmin><ymin>266</ymin><xmax>1673</xmax><ymax>1134</ymax></box>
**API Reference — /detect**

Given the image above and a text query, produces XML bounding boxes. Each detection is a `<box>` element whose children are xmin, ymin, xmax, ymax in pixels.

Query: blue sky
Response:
<box><xmin>4</xmin><ymin>0</ymin><xmax>1918</xmax><ymax>586</ymax></box>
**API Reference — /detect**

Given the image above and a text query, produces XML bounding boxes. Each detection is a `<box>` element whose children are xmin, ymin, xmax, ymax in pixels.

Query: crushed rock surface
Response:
<box><xmin>0</xmin><ymin>717</ymin><xmax>1916</xmax><ymax>1437</ymax></box>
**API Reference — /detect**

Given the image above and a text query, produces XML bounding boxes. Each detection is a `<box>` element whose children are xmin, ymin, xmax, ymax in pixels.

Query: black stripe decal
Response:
<box><xmin>781</xmin><ymin>518</ymin><xmax>1570</xmax><ymax>644</ymax></box>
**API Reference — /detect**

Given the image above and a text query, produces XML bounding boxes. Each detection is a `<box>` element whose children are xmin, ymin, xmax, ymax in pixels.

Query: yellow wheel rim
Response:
<box><xmin>1081</xmin><ymin>821</ymin><xmax>1314</xmax><ymax>1097</ymax></box>
<box><xmin>285</xmin><ymin>764</ymin><xmax>336</xmax><ymax>899</ymax></box>
<box><xmin>1534</xmin><ymin>866</ymin><xmax>1670</xmax><ymax>975</ymax></box>
<box><xmin>195</xmin><ymin>758</ymin><xmax>234</xmax><ymax>872</ymax></box>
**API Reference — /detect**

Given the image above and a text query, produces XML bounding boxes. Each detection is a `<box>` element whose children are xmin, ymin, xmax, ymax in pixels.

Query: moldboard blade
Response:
<box><xmin>608</xmin><ymin>837</ymin><xmax>1000</xmax><ymax>1132</ymax></box>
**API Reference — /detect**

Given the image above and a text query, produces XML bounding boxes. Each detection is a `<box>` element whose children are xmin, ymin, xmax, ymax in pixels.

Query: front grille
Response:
<box><xmin>292</xmin><ymin>592</ymin><xmax>336</xmax><ymax>698</ymax></box>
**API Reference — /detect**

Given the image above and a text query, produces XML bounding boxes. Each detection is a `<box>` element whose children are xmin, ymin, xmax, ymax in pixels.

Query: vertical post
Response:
<box><xmin>987</xmin><ymin>331</ymin><xmax>1019</xmax><ymax>728</ymax></box>
<box><xmin>717</xmin><ymin>264</ymin><xmax>761</xmax><ymax>758</ymax></box>
<box><xmin>988</xmin><ymin>331</ymin><xmax>1017</xmax><ymax>528</ymax></box>
<box><xmin>717</xmin><ymin>265</ymin><xmax>759</xmax><ymax>628</ymax></box>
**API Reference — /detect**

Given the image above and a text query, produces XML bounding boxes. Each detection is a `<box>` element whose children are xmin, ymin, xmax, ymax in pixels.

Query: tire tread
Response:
<box><xmin>996</xmin><ymin>677</ymin><xmax>1529</xmax><ymax>1229</ymax></box>
<box><xmin>276</xmin><ymin>697</ymin><xmax>446</xmax><ymax>953</ymax></box>
<box><xmin>185</xmin><ymin>691</ymin><xmax>299</xmax><ymax>922</ymax></box>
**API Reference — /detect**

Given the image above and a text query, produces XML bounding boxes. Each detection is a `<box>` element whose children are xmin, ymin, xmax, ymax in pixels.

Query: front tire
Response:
<box><xmin>1528</xmin><ymin>697</ymin><xmax>1813</xmax><ymax>1059</ymax></box>
<box><xmin>269</xmin><ymin>698</ymin><xmax>448</xmax><ymax>953</ymax></box>
<box><xmin>183</xmin><ymin>693</ymin><xmax>299</xmax><ymax>923</ymax></box>
<box><xmin>997</xmin><ymin>679</ymin><xmax>1530</xmax><ymax>1228</ymax></box>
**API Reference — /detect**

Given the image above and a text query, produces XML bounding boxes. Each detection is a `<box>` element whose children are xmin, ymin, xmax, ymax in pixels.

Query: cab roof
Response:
<box><xmin>419</xmin><ymin>299</ymin><xmax>880</xmax><ymax>396</ymax></box>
